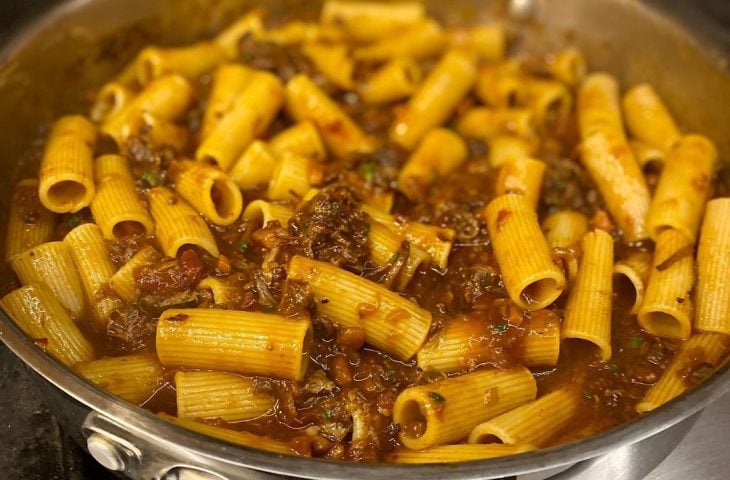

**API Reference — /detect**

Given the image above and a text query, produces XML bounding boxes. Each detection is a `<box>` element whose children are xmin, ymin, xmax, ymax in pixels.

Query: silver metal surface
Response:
<box><xmin>87</xmin><ymin>433</ymin><xmax>127</xmax><ymax>472</ymax></box>
<box><xmin>0</xmin><ymin>0</ymin><xmax>728</xmax><ymax>479</ymax></box>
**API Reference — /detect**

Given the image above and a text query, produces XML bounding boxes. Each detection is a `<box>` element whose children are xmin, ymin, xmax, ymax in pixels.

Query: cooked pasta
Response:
<box><xmin>3</xmin><ymin>2</ymin><xmax>729</xmax><ymax>465</ymax></box>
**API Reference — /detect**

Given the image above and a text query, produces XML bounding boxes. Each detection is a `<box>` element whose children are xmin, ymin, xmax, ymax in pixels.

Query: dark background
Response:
<box><xmin>0</xmin><ymin>1</ymin><xmax>728</xmax><ymax>479</ymax></box>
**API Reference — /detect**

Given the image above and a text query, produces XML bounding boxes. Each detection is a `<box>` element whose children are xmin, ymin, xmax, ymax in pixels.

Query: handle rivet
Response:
<box><xmin>87</xmin><ymin>433</ymin><xmax>126</xmax><ymax>471</ymax></box>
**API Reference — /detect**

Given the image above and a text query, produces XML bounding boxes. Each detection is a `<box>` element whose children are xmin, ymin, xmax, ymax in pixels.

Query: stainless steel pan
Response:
<box><xmin>0</xmin><ymin>0</ymin><xmax>728</xmax><ymax>479</ymax></box>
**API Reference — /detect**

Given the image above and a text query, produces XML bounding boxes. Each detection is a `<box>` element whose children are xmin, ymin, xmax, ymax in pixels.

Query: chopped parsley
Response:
<box><xmin>428</xmin><ymin>391</ymin><xmax>446</xmax><ymax>403</ymax></box>
<box><xmin>389</xmin><ymin>252</ymin><xmax>400</xmax><ymax>263</ymax></box>
<box><xmin>142</xmin><ymin>170</ymin><xmax>160</xmax><ymax>187</ymax></box>
<box><xmin>608</xmin><ymin>363</ymin><xmax>619</xmax><ymax>373</ymax></box>
<box><xmin>65</xmin><ymin>215</ymin><xmax>81</xmax><ymax>228</ymax></box>
<box><xmin>630</xmin><ymin>336</ymin><xmax>643</xmax><ymax>349</ymax></box>
<box><xmin>494</xmin><ymin>322</ymin><xmax>509</xmax><ymax>333</ymax></box>
<box><xmin>385</xmin><ymin>368</ymin><xmax>396</xmax><ymax>377</ymax></box>
<box><xmin>324</xmin><ymin>409</ymin><xmax>333</xmax><ymax>419</ymax></box>
<box><xmin>361</xmin><ymin>162</ymin><xmax>376</xmax><ymax>182</ymax></box>
<box><xmin>238</xmin><ymin>240</ymin><xmax>250</xmax><ymax>253</ymax></box>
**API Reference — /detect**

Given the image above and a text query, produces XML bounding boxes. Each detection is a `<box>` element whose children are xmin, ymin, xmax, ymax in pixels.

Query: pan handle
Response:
<box><xmin>81</xmin><ymin>410</ymin><xmax>284</xmax><ymax>480</ymax></box>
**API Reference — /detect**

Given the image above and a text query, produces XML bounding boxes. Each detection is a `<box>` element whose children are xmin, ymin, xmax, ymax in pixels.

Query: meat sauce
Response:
<box><xmin>3</xmin><ymin>28</ymin><xmax>728</xmax><ymax>464</ymax></box>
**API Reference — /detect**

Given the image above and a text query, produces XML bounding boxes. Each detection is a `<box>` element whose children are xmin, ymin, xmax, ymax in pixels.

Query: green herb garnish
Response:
<box><xmin>324</xmin><ymin>409</ymin><xmax>333</xmax><ymax>419</ymax></box>
<box><xmin>238</xmin><ymin>241</ymin><xmax>250</xmax><ymax>253</ymax></box>
<box><xmin>494</xmin><ymin>322</ymin><xmax>509</xmax><ymax>333</ymax></box>
<box><xmin>608</xmin><ymin>363</ymin><xmax>618</xmax><ymax>373</ymax></box>
<box><xmin>389</xmin><ymin>252</ymin><xmax>400</xmax><ymax>263</ymax></box>
<box><xmin>361</xmin><ymin>162</ymin><xmax>376</xmax><ymax>182</ymax></box>
<box><xmin>428</xmin><ymin>391</ymin><xmax>446</xmax><ymax>403</ymax></box>
<box><xmin>630</xmin><ymin>336</ymin><xmax>643</xmax><ymax>349</ymax></box>
<box><xmin>385</xmin><ymin>369</ymin><xmax>396</xmax><ymax>377</ymax></box>
<box><xmin>142</xmin><ymin>170</ymin><xmax>160</xmax><ymax>187</ymax></box>
<box><xmin>65</xmin><ymin>215</ymin><xmax>81</xmax><ymax>228</ymax></box>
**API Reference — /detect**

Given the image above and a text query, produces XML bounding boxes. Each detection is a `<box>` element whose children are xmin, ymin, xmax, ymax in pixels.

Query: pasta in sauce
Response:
<box><xmin>2</xmin><ymin>0</ymin><xmax>729</xmax><ymax>464</ymax></box>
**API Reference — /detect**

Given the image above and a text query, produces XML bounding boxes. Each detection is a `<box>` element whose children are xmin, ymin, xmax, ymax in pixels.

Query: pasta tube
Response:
<box><xmin>229</xmin><ymin>140</ymin><xmax>278</xmax><ymax>189</ymax></box>
<box><xmin>0</xmin><ymin>284</ymin><xmax>94</xmax><ymax>366</ymax></box>
<box><xmin>613</xmin><ymin>251</ymin><xmax>652</xmax><ymax>315</ymax></box>
<box><xmin>197</xmin><ymin>70</ymin><xmax>284</xmax><ymax>170</ymax></box>
<box><xmin>90</xmin><ymin>81</ymin><xmax>134</xmax><ymax>123</ymax></box>
<box><xmin>577</xmin><ymin>73</ymin><xmax>625</xmax><ymax>139</ymax></box>
<box><xmin>579</xmin><ymin>130</ymin><xmax>650</xmax><ymax>242</ymax></box>
<box><xmin>10</xmin><ymin>242</ymin><xmax>85</xmax><ymax>320</ymax></box>
<box><xmin>495</xmin><ymin>157</ymin><xmax>546</xmax><ymax>209</ymax></box>
<box><xmin>169</xmin><ymin>160</ymin><xmax>243</xmax><ymax>226</ymax></box>
<box><xmin>393</xmin><ymin>367</ymin><xmax>536</xmax><ymax>449</ymax></box>
<box><xmin>694</xmin><ymin>198</ymin><xmax>730</xmax><ymax>334</ymax></box>
<box><xmin>397</xmin><ymin>128</ymin><xmax>467</xmax><ymax>200</ymax></box>
<box><xmin>353</xmin><ymin>19</ymin><xmax>446</xmax><ymax>61</ymax></box>
<box><xmin>158</xmin><ymin>414</ymin><xmax>297</xmax><ymax>456</ymax></box>
<box><xmin>156</xmin><ymin>308</ymin><xmax>311</xmax><ymax>381</ymax></box>
<box><xmin>526</xmin><ymin>79</ymin><xmax>572</xmax><ymax>132</ymax></box>
<box><xmin>175</xmin><ymin>371</ymin><xmax>275</xmax><ymax>421</ymax></box>
<box><xmin>64</xmin><ymin>224</ymin><xmax>122</xmax><ymax>330</ymax></box>
<box><xmin>321</xmin><ymin>1</ymin><xmax>425</xmax><ymax>42</ymax></box>
<box><xmin>488</xmin><ymin>135</ymin><xmax>535</xmax><ymax>168</ymax></box>
<box><xmin>637</xmin><ymin>333</ymin><xmax>729</xmax><ymax>413</ymax></box>
<box><xmin>474</xmin><ymin>61</ymin><xmax>524</xmax><ymax>108</ymax></box>
<box><xmin>521</xmin><ymin>310</ymin><xmax>561</xmax><ymax>367</ymax></box>
<box><xmin>622</xmin><ymin>83</ymin><xmax>681</xmax><ymax>153</ymax></box>
<box><xmin>242</xmin><ymin>200</ymin><xmax>294</xmax><ymax>230</ymax></box>
<box><xmin>75</xmin><ymin>353</ymin><xmax>165</xmax><ymax>404</ymax></box>
<box><xmin>286</xmin><ymin>256</ymin><xmax>431</xmax><ymax>360</ymax></box>
<box><xmin>200</xmin><ymin>64</ymin><xmax>254</xmax><ymax>141</ymax></box>
<box><xmin>147</xmin><ymin>186</ymin><xmax>220</xmax><ymax>258</ymax></box>
<box><xmin>285</xmin><ymin>74</ymin><xmax>376</xmax><ymax>159</ymax></box>
<box><xmin>359</xmin><ymin>58</ymin><xmax>421</xmax><ymax>105</ymax></box>
<box><xmin>390</xmin><ymin>50</ymin><xmax>477</xmax><ymax>150</ymax></box>
<box><xmin>5</xmin><ymin>179</ymin><xmax>55</xmax><ymax>261</ymax></box>
<box><xmin>214</xmin><ymin>10</ymin><xmax>265</xmax><ymax>58</ymax></box>
<box><xmin>301</xmin><ymin>42</ymin><xmax>354</xmax><ymax>90</ymax></box>
<box><xmin>102</xmin><ymin>74</ymin><xmax>193</xmax><ymax>146</ymax></box>
<box><xmin>542</xmin><ymin>210</ymin><xmax>589</xmax><ymax>248</ymax></box>
<box><xmin>562</xmin><ymin>230</ymin><xmax>614</xmax><ymax>360</ymax></box>
<box><xmin>109</xmin><ymin>245</ymin><xmax>162</xmax><ymax>303</ymax></box>
<box><xmin>468</xmin><ymin>388</ymin><xmax>580</xmax><ymax>447</ymax></box>
<box><xmin>547</xmin><ymin>48</ymin><xmax>586</xmax><ymax>87</ymax></box>
<box><xmin>123</xmin><ymin>111</ymin><xmax>190</xmax><ymax>151</ymax></box>
<box><xmin>630</xmin><ymin>140</ymin><xmax>665</xmax><ymax>173</ymax></box>
<box><xmin>646</xmin><ymin>135</ymin><xmax>717</xmax><ymax>244</ymax></box>
<box><xmin>38</xmin><ymin>115</ymin><xmax>97</xmax><ymax>213</ymax></box>
<box><xmin>456</xmin><ymin>108</ymin><xmax>535</xmax><ymax>142</ymax></box>
<box><xmin>387</xmin><ymin>444</ymin><xmax>535</xmax><ymax>464</ymax></box>
<box><xmin>367</xmin><ymin>221</ymin><xmax>430</xmax><ymax>291</ymax></box>
<box><xmin>362</xmin><ymin>205</ymin><xmax>454</xmax><ymax>272</ymax></box>
<box><xmin>136</xmin><ymin>42</ymin><xmax>226</xmax><ymax>86</ymax></box>
<box><xmin>484</xmin><ymin>194</ymin><xmax>566</xmax><ymax>310</ymax></box>
<box><xmin>267</xmin><ymin>154</ymin><xmax>312</xmax><ymax>201</ymax></box>
<box><xmin>638</xmin><ymin>229</ymin><xmax>694</xmax><ymax>340</ymax></box>
<box><xmin>91</xmin><ymin>155</ymin><xmax>155</xmax><ymax>239</ymax></box>
<box><xmin>448</xmin><ymin>25</ymin><xmax>505</xmax><ymax>62</ymax></box>
<box><xmin>269</xmin><ymin>121</ymin><xmax>327</xmax><ymax>162</ymax></box>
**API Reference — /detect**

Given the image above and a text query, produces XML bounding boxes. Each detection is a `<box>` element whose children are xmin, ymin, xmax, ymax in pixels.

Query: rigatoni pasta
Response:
<box><xmin>0</xmin><ymin>284</ymin><xmax>94</xmax><ymax>366</ymax></box>
<box><xmin>3</xmin><ymin>2</ymin><xmax>730</xmax><ymax>465</ymax></box>
<box><xmin>484</xmin><ymin>194</ymin><xmax>566</xmax><ymax>310</ymax></box>
<box><xmin>694</xmin><ymin>198</ymin><xmax>730</xmax><ymax>334</ymax></box>
<box><xmin>562</xmin><ymin>229</ymin><xmax>614</xmax><ymax>360</ymax></box>
<box><xmin>91</xmin><ymin>155</ymin><xmax>155</xmax><ymax>239</ymax></box>
<box><xmin>5</xmin><ymin>179</ymin><xmax>56</xmax><ymax>261</ymax></box>
<box><xmin>147</xmin><ymin>186</ymin><xmax>220</xmax><ymax>258</ymax></box>
<box><xmin>393</xmin><ymin>367</ymin><xmax>536</xmax><ymax>449</ymax></box>
<box><xmin>38</xmin><ymin>115</ymin><xmax>97</xmax><ymax>213</ymax></box>
<box><xmin>390</xmin><ymin>50</ymin><xmax>477</xmax><ymax>149</ymax></box>
<box><xmin>75</xmin><ymin>353</ymin><xmax>165</xmax><ymax>404</ymax></box>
